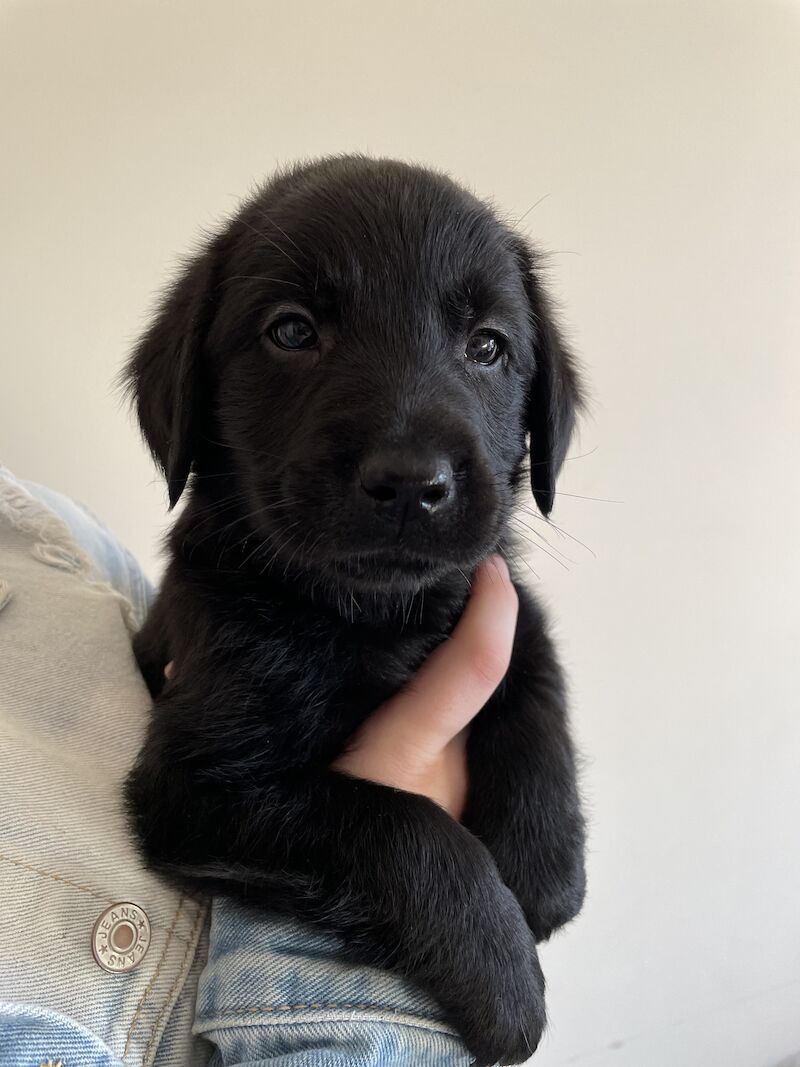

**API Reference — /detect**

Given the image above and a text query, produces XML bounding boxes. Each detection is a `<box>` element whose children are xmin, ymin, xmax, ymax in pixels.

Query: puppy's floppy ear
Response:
<box><xmin>514</xmin><ymin>240</ymin><xmax>582</xmax><ymax>517</ymax></box>
<box><xmin>123</xmin><ymin>237</ymin><xmax>222</xmax><ymax>508</ymax></box>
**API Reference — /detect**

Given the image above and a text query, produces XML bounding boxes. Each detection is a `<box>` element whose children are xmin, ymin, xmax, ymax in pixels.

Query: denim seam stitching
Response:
<box><xmin>198</xmin><ymin>1011</ymin><xmax>460</xmax><ymax>1039</ymax></box>
<box><xmin>201</xmin><ymin>1003</ymin><xmax>457</xmax><ymax>1030</ymax></box>
<box><xmin>122</xmin><ymin>893</ymin><xmax>186</xmax><ymax>1061</ymax></box>
<box><xmin>142</xmin><ymin>900</ymin><xmax>207</xmax><ymax>1065</ymax></box>
<box><xmin>0</xmin><ymin>852</ymin><xmax>194</xmax><ymax>946</ymax></box>
<box><xmin>0</xmin><ymin>850</ymin><xmax>109</xmax><ymax>902</ymax></box>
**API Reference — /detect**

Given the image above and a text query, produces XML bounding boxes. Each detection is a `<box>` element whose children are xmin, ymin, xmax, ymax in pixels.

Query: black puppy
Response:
<box><xmin>124</xmin><ymin>155</ymin><xmax>586</xmax><ymax>1065</ymax></box>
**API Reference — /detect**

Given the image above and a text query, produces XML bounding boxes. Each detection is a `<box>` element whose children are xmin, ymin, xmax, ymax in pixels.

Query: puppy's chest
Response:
<box><xmin>187</xmin><ymin>570</ymin><xmax>458</xmax><ymax>760</ymax></box>
<box><xmin>246</xmin><ymin>608</ymin><xmax>442</xmax><ymax>751</ymax></box>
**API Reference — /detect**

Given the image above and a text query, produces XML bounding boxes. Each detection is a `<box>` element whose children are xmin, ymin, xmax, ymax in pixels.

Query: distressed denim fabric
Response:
<box><xmin>0</xmin><ymin>469</ymin><xmax>475</xmax><ymax>1066</ymax></box>
<box><xmin>0</xmin><ymin>468</ymin><xmax>210</xmax><ymax>1067</ymax></box>
<box><xmin>195</xmin><ymin>898</ymin><xmax>470</xmax><ymax>1065</ymax></box>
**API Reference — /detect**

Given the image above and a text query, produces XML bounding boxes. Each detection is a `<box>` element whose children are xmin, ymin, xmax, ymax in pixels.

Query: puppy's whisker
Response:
<box><xmin>525</xmin><ymin>540</ymin><xmax>571</xmax><ymax>572</ymax></box>
<box><xmin>295</xmin><ymin>530</ymin><xmax>326</xmax><ymax>575</ymax></box>
<box><xmin>188</xmin><ymin>494</ymin><xmax>301</xmax><ymax>552</ymax></box>
<box><xmin>502</xmin><ymin>543</ymin><xmax>541</xmax><ymax>581</ymax></box>
<box><xmin>238</xmin><ymin>218</ymin><xmax>303</xmax><ymax>272</ymax></box>
<box><xmin>242</xmin><ymin>519</ymin><xmax>303</xmax><ymax>570</ymax></box>
<box><xmin>535</xmin><ymin>247</ymin><xmax>582</xmax><ymax>258</ymax></box>
<box><xmin>507</xmin><ymin>517</ymin><xmax>571</xmax><ymax>571</ymax></box>
<box><xmin>518</xmin><ymin>481</ymin><xmax>624</xmax><ymax>505</ymax></box>
<box><xmin>400</xmin><ymin>591</ymin><xmax>411</xmax><ymax>630</ymax></box>
<box><xmin>200</xmin><ymin>436</ymin><xmax>286</xmax><ymax>464</ymax></box>
<box><xmin>281</xmin><ymin>525</ymin><xmax>316</xmax><ymax>578</ymax></box>
<box><xmin>514</xmin><ymin>506</ymin><xmax>598</xmax><ymax>559</ymax></box>
<box><xmin>514</xmin><ymin>192</ymin><xmax>550</xmax><ymax>225</ymax></box>
<box><xmin>527</xmin><ymin>445</ymin><xmax>599</xmax><ymax>467</ymax></box>
<box><xmin>234</xmin><ymin>505</ymin><xmax>302</xmax><ymax>545</ymax></box>
<box><xmin>189</xmin><ymin>495</ymin><xmax>253</xmax><ymax>529</ymax></box>
<box><xmin>219</xmin><ymin>275</ymin><xmax>303</xmax><ymax>289</ymax></box>
<box><xmin>509</xmin><ymin>515</ymin><xmax>577</xmax><ymax>565</ymax></box>
<box><xmin>188</xmin><ymin>496</ymin><xmax>254</xmax><ymax>534</ymax></box>
<box><xmin>252</xmin><ymin>207</ymin><xmax>305</xmax><ymax>256</ymax></box>
<box><xmin>189</xmin><ymin>490</ymin><xmax>248</xmax><ymax>514</ymax></box>
<box><xmin>189</xmin><ymin>515</ymin><xmax>249</xmax><ymax>550</ymax></box>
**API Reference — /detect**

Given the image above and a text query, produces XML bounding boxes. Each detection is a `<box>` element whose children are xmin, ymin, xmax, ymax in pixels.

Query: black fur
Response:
<box><xmin>124</xmin><ymin>156</ymin><xmax>586</xmax><ymax>1065</ymax></box>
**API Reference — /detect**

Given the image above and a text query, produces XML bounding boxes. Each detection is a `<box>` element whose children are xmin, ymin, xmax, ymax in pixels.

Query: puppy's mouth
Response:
<box><xmin>235</xmin><ymin>466</ymin><xmax>507</xmax><ymax>593</ymax></box>
<box><xmin>276</xmin><ymin>533</ymin><xmax>500</xmax><ymax>595</ymax></box>
<box><xmin>236</xmin><ymin>506</ymin><xmax>494</xmax><ymax>591</ymax></box>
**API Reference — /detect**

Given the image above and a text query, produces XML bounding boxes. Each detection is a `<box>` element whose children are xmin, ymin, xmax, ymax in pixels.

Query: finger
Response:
<box><xmin>353</xmin><ymin>555</ymin><xmax>518</xmax><ymax>755</ymax></box>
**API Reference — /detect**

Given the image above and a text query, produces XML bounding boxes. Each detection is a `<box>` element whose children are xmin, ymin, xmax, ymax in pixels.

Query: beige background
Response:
<box><xmin>2</xmin><ymin>1</ymin><xmax>799</xmax><ymax>1064</ymax></box>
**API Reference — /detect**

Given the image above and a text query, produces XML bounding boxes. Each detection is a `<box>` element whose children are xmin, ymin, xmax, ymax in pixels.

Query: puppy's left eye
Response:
<box><xmin>465</xmin><ymin>330</ymin><xmax>506</xmax><ymax>366</ymax></box>
<box><xmin>266</xmin><ymin>316</ymin><xmax>319</xmax><ymax>351</ymax></box>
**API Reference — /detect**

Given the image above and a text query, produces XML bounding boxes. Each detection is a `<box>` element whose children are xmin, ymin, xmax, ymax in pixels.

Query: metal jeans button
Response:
<box><xmin>91</xmin><ymin>902</ymin><xmax>151</xmax><ymax>973</ymax></box>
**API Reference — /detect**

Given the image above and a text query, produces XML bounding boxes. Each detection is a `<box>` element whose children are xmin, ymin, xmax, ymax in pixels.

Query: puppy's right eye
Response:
<box><xmin>265</xmin><ymin>316</ymin><xmax>319</xmax><ymax>351</ymax></box>
<box><xmin>465</xmin><ymin>329</ymin><xmax>506</xmax><ymax>366</ymax></box>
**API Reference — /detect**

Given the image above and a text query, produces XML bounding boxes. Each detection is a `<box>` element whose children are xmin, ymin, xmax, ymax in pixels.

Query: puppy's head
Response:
<box><xmin>126</xmin><ymin>156</ymin><xmax>580</xmax><ymax>593</ymax></box>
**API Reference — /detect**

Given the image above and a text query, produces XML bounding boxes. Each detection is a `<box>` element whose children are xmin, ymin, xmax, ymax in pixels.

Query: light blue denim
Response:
<box><xmin>0</xmin><ymin>475</ymin><xmax>473</xmax><ymax>1066</ymax></box>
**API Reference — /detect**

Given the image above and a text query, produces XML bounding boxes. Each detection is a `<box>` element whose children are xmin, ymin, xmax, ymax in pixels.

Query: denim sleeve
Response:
<box><xmin>195</xmin><ymin>899</ymin><xmax>473</xmax><ymax>1066</ymax></box>
<box><xmin>9</xmin><ymin>471</ymin><xmax>474</xmax><ymax>1066</ymax></box>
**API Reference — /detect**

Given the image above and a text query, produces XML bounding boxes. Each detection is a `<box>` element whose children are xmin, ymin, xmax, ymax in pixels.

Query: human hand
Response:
<box><xmin>332</xmin><ymin>555</ymin><xmax>519</xmax><ymax>820</ymax></box>
<box><xmin>163</xmin><ymin>556</ymin><xmax>518</xmax><ymax>820</ymax></box>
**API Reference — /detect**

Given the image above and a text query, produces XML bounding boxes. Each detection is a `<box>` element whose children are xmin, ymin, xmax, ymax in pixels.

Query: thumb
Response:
<box><xmin>341</xmin><ymin>555</ymin><xmax>518</xmax><ymax>764</ymax></box>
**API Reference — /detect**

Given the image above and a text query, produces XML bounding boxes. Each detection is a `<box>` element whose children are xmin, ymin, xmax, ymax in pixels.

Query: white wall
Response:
<box><xmin>2</xmin><ymin>1</ymin><xmax>799</xmax><ymax>1063</ymax></box>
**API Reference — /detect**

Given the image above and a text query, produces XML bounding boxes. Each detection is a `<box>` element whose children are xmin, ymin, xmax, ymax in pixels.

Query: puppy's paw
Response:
<box><xmin>522</xmin><ymin>847</ymin><xmax>587</xmax><ymax>944</ymax></box>
<box><xmin>477</xmin><ymin>815</ymin><xmax>586</xmax><ymax>944</ymax></box>
<box><xmin>433</xmin><ymin>883</ymin><xmax>547</xmax><ymax>1066</ymax></box>
<box><xmin>463</xmin><ymin>960</ymin><xmax>547</xmax><ymax>1066</ymax></box>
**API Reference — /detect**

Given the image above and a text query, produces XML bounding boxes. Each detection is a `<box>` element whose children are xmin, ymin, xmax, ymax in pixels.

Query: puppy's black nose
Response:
<box><xmin>359</xmin><ymin>451</ymin><xmax>454</xmax><ymax>515</ymax></box>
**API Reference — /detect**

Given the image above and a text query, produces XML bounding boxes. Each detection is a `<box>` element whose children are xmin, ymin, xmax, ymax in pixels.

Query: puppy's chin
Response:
<box><xmin>247</xmin><ymin>512</ymin><xmax>503</xmax><ymax>597</ymax></box>
<box><xmin>313</xmin><ymin>552</ymin><xmax>463</xmax><ymax>596</ymax></box>
<box><xmin>268</xmin><ymin>540</ymin><xmax>492</xmax><ymax>599</ymax></box>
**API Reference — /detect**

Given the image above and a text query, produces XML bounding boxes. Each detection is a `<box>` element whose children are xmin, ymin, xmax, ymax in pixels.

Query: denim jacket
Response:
<box><xmin>0</xmin><ymin>468</ymin><xmax>472</xmax><ymax>1066</ymax></box>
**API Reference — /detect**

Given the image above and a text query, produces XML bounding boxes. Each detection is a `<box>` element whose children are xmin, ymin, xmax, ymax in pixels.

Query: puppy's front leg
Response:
<box><xmin>463</xmin><ymin>587</ymin><xmax>586</xmax><ymax>942</ymax></box>
<box><xmin>131</xmin><ymin>593</ymin><xmax>171</xmax><ymax>697</ymax></box>
<box><xmin>127</xmin><ymin>730</ymin><xmax>546</xmax><ymax>1066</ymax></box>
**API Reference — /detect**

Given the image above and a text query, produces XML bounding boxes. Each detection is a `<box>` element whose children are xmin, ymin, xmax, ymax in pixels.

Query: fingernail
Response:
<box><xmin>488</xmin><ymin>554</ymin><xmax>510</xmax><ymax>581</ymax></box>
